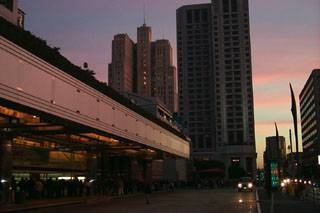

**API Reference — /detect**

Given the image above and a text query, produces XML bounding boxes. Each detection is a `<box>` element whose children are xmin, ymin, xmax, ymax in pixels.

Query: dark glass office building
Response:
<box><xmin>299</xmin><ymin>69</ymin><xmax>320</xmax><ymax>175</ymax></box>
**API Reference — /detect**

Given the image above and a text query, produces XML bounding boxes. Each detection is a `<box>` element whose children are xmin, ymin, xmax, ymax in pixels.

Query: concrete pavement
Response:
<box><xmin>1</xmin><ymin>189</ymin><xmax>257</xmax><ymax>213</ymax></box>
<box><xmin>257</xmin><ymin>187</ymin><xmax>320</xmax><ymax>213</ymax></box>
<box><xmin>5</xmin><ymin>187</ymin><xmax>318</xmax><ymax>213</ymax></box>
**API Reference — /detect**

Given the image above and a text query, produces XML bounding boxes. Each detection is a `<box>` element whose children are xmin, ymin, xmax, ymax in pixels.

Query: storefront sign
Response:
<box><xmin>270</xmin><ymin>161</ymin><xmax>279</xmax><ymax>188</ymax></box>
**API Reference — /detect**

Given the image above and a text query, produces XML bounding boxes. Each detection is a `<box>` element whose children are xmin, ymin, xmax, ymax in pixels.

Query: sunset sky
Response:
<box><xmin>19</xmin><ymin>0</ymin><xmax>320</xmax><ymax>168</ymax></box>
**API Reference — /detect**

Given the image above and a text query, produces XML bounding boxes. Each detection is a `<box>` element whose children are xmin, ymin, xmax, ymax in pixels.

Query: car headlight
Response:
<box><xmin>238</xmin><ymin>183</ymin><xmax>242</xmax><ymax>188</ymax></box>
<box><xmin>248</xmin><ymin>183</ymin><xmax>253</xmax><ymax>188</ymax></box>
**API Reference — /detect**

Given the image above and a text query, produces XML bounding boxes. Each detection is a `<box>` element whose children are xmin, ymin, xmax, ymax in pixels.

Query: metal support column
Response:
<box><xmin>0</xmin><ymin>135</ymin><xmax>13</xmax><ymax>204</ymax></box>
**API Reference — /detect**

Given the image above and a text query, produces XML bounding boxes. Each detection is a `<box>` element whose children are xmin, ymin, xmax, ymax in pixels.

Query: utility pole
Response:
<box><xmin>289</xmin><ymin>129</ymin><xmax>294</xmax><ymax>177</ymax></box>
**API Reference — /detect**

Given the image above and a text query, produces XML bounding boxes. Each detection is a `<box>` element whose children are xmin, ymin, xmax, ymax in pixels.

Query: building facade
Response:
<box><xmin>151</xmin><ymin>39</ymin><xmax>178</xmax><ymax>113</ymax></box>
<box><xmin>264</xmin><ymin>136</ymin><xmax>286</xmax><ymax>161</ymax></box>
<box><xmin>0</xmin><ymin>0</ymin><xmax>24</xmax><ymax>28</ymax></box>
<box><xmin>177</xmin><ymin>0</ymin><xmax>256</xmax><ymax>178</ymax></box>
<box><xmin>299</xmin><ymin>69</ymin><xmax>320</xmax><ymax>175</ymax></box>
<box><xmin>108</xmin><ymin>34</ymin><xmax>135</xmax><ymax>92</ymax></box>
<box><xmin>137</xmin><ymin>24</ymin><xmax>152</xmax><ymax>97</ymax></box>
<box><xmin>109</xmin><ymin>25</ymin><xmax>177</xmax><ymax>114</ymax></box>
<box><xmin>119</xmin><ymin>91</ymin><xmax>173</xmax><ymax>125</ymax></box>
<box><xmin>177</xmin><ymin>3</ymin><xmax>215</xmax><ymax>154</ymax></box>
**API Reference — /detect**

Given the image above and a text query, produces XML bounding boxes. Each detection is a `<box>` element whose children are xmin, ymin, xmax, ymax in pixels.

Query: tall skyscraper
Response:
<box><xmin>108</xmin><ymin>34</ymin><xmax>134</xmax><ymax>92</ymax></box>
<box><xmin>177</xmin><ymin>4</ymin><xmax>215</xmax><ymax>152</ymax></box>
<box><xmin>151</xmin><ymin>39</ymin><xmax>178</xmax><ymax>113</ymax></box>
<box><xmin>177</xmin><ymin>0</ymin><xmax>256</xmax><ymax>178</ymax></box>
<box><xmin>137</xmin><ymin>24</ymin><xmax>152</xmax><ymax>97</ymax></box>
<box><xmin>109</xmin><ymin>24</ymin><xmax>177</xmax><ymax>114</ymax></box>
<box><xmin>299</xmin><ymin>69</ymin><xmax>320</xmax><ymax>173</ymax></box>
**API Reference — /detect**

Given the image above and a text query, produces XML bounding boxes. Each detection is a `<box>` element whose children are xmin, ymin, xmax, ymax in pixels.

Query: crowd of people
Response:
<box><xmin>8</xmin><ymin>177</ymin><xmax>90</xmax><ymax>202</ymax></box>
<box><xmin>3</xmin><ymin>176</ymin><xmax>228</xmax><ymax>204</ymax></box>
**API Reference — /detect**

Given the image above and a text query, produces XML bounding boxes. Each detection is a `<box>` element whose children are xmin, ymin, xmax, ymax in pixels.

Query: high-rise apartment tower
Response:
<box><xmin>109</xmin><ymin>24</ymin><xmax>177</xmax><ymax>114</ymax></box>
<box><xmin>177</xmin><ymin>0</ymin><xmax>256</xmax><ymax>178</ymax></box>
<box><xmin>108</xmin><ymin>34</ymin><xmax>134</xmax><ymax>92</ymax></box>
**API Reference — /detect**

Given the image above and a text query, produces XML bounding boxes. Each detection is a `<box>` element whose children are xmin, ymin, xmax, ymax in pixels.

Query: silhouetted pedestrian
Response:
<box><xmin>169</xmin><ymin>181</ymin><xmax>174</xmax><ymax>192</ymax></box>
<box><xmin>35</xmin><ymin>179</ymin><xmax>43</xmax><ymax>199</ymax></box>
<box><xmin>27</xmin><ymin>178</ymin><xmax>35</xmax><ymax>199</ymax></box>
<box><xmin>118</xmin><ymin>177</ymin><xmax>124</xmax><ymax>196</ymax></box>
<box><xmin>85</xmin><ymin>180</ymin><xmax>91</xmax><ymax>196</ymax></box>
<box><xmin>79</xmin><ymin>180</ymin><xmax>84</xmax><ymax>197</ymax></box>
<box><xmin>143</xmin><ymin>181</ymin><xmax>152</xmax><ymax>204</ymax></box>
<box><xmin>47</xmin><ymin>178</ymin><xmax>54</xmax><ymax>199</ymax></box>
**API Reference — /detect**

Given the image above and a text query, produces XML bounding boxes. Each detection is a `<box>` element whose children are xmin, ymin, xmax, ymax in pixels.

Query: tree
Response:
<box><xmin>228</xmin><ymin>165</ymin><xmax>246</xmax><ymax>179</ymax></box>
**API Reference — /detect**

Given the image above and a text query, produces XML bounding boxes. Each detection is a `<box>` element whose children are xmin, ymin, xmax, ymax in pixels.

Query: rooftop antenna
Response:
<box><xmin>162</xmin><ymin>25</ymin><xmax>164</xmax><ymax>39</ymax></box>
<box><xmin>143</xmin><ymin>0</ymin><xmax>146</xmax><ymax>25</ymax></box>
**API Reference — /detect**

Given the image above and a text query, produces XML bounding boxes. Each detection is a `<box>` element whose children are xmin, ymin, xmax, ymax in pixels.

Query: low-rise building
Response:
<box><xmin>120</xmin><ymin>91</ymin><xmax>173</xmax><ymax>125</ymax></box>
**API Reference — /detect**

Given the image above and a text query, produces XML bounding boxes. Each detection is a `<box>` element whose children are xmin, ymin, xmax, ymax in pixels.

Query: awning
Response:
<box><xmin>194</xmin><ymin>168</ymin><xmax>224</xmax><ymax>173</ymax></box>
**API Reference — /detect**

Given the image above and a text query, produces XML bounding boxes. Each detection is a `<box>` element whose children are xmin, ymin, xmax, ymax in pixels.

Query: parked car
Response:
<box><xmin>237</xmin><ymin>177</ymin><xmax>253</xmax><ymax>192</ymax></box>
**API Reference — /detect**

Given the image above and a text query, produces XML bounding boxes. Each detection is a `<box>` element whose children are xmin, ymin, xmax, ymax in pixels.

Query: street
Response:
<box><xmin>24</xmin><ymin>189</ymin><xmax>257</xmax><ymax>213</ymax></box>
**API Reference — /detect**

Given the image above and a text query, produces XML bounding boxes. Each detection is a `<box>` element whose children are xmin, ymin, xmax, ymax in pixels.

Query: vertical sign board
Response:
<box><xmin>270</xmin><ymin>161</ymin><xmax>280</xmax><ymax>188</ymax></box>
<box><xmin>318</xmin><ymin>155</ymin><xmax>320</xmax><ymax>165</ymax></box>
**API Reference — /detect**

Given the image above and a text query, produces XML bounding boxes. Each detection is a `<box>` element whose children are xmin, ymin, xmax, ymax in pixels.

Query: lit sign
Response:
<box><xmin>270</xmin><ymin>161</ymin><xmax>279</xmax><ymax>188</ymax></box>
<box><xmin>318</xmin><ymin>155</ymin><xmax>320</xmax><ymax>165</ymax></box>
<box><xmin>259</xmin><ymin>171</ymin><xmax>264</xmax><ymax>180</ymax></box>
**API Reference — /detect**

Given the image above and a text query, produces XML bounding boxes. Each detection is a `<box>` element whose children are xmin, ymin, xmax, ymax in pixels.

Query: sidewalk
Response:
<box><xmin>257</xmin><ymin>187</ymin><xmax>320</xmax><ymax>213</ymax></box>
<box><xmin>0</xmin><ymin>192</ymin><xmax>144</xmax><ymax>213</ymax></box>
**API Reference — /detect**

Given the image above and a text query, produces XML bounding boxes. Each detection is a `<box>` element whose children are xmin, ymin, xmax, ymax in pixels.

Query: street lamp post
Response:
<box><xmin>289</xmin><ymin>129</ymin><xmax>294</xmax><ymax>177</ymax></box>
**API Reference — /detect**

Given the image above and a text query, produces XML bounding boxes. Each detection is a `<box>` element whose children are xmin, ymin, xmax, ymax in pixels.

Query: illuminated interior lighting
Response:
<box><xmin>58</xmin><ymin>177</ymin><xmax>71</xmax><ymax>180</ymax></box>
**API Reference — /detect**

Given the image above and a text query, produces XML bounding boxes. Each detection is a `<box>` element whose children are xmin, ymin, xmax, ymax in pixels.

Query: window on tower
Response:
<box><xmin>187</xmin><ymin>10</ymin><xmax>192</xmax><ymax>23</ymax></box>
<box><xmin>223</xmin><ymin>0</ymin><xmax>229</xmax><ymax>13</ymax></box>
<box><xmin>231</xmin><ymin>0</ymin><xmax>238</xmax><ymax>12</ymax></box>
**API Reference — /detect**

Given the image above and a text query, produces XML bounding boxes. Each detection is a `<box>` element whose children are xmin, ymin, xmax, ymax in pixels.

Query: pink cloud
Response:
<box><xmin>254</xmin><ymin>96</ymin><xmax>289</xmax><ymax>108</ymax></box>
<box><xmin>252</xmin><ymin>54</ymin><xmax>319</xmax><ymax>87</ymax></box>
<box><xmin>255</xmin><ymin>120</ymin><xmax>298</xmax><ymax>126</ymax></box>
